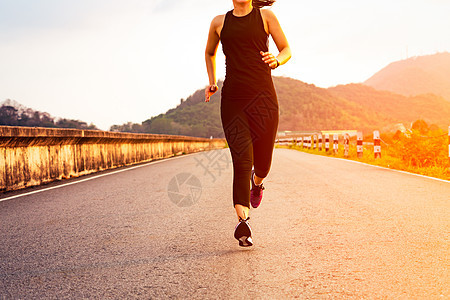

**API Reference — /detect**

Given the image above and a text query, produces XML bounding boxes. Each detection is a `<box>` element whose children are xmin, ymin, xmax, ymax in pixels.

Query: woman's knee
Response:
<box><xmin>254</xmin><ymin>167</ymin><xmax>270</xmax><ymax>179</ymax></box>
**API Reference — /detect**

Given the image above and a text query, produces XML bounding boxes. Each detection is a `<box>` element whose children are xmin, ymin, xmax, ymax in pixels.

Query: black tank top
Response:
<box><xmin>220</xmin><ymin>7</ymin><xmax>276</xmax><ymax>100</ymax></box>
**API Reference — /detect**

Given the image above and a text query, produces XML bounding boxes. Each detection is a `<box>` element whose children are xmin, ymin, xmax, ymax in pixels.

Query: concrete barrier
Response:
<box><xmin>0</xmin><ymin>126</ymin><xmax>227</xmax><ymax>191</ymax></box>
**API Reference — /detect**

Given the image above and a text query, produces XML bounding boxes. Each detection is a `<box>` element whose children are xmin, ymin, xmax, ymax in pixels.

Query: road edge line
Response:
<box><xmin>282</xmin><ymin>148</ymin><xmax>450</xmax><ymax>184</ymax></box>
<box><xmin>0</xmin><ymin>150</ymin><xmax>214</xmax><ymax>203</ymax></box>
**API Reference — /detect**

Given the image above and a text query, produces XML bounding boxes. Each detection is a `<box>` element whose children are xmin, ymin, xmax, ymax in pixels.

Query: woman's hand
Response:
<box><xmin>205</xmin><ymin>84</ymin><xmax>218</xmax><ymax>102</ymax></box>
<box><xmin>260</xmin><ymin>51</ymin><xmax>279</xmax><ymax>69</ymax></box>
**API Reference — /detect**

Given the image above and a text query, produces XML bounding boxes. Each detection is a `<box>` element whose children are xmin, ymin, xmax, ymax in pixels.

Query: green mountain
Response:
<box><xmin>274</xmin><ymin>77</ymin><xmax>385</xmax><ymax>132</ymax></box>
<box><xmin>110</xmin><ymin>82</ymin><xmax>224</xmax><ymax>138</ymax></box>
<box><xmin>110</xmin><ymin>76</ymin><xmax>450</xmax><ymax>137</ymax></box>
<box><xmin>364</xmin><ymin>52</ymin><xmax>450</xmax><ymax>101</ymax></box>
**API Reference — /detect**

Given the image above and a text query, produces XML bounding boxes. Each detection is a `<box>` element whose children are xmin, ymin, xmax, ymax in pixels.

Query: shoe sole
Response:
<box><xmin>234</xmin><ymin>220</ymin><xmax>253</xmax><ymax>247</ymax></box>
<box><xmin>238</xmin><ymin>236</ymin><xmax>253</xmax><ymax>247</ymax></box>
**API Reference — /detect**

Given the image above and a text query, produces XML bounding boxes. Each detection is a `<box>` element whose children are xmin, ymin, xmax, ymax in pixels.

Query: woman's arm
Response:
<box><xmin>205</xmin><ymin>15</ymin><xmax>223</xmax><ymax>102</ymax></box>
<box><xmin>261</xmin><ymin>9</ymin><xmax>291</xmax><ymax>69</ymax></box>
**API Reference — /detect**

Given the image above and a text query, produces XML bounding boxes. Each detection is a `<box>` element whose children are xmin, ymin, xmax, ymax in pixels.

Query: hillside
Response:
<box><xmin>364</xmin><ymin>52</ymin><xmax>450</xmax><ymax>101</ymax></box>
<box><xmin>0</xmin><ymin>99</ymin><xmax>98</xmax><ymax>130</ymax></box>
<box><xmin>110</xmin><ymin>76</ymin><xmax>450</xmax><ymax>137</ymax></box>
<box><xmin>328</xmin><ymin>84</ymin><xmax>450</xmax><ymax>130</ymax></box>
<box><xmin>273</xmin><ymin>77</ymin><xmax>389</xmax><ymax>132</ymax></box>
<box><xmin>110</xmin><ymin>82</ymin><xmax>224</xmax><ymax>137</ymax></box>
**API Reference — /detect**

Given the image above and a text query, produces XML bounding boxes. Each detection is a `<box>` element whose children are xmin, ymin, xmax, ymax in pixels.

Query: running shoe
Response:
<box><xmin>250</xmin><ymin>169</ymin><xmax>265</xmax><ymax>208</ymax></box>
<box><xmin>234</xmin><ymin>217</ymin><xmax>253</xmax><ymax>247</ymax></box>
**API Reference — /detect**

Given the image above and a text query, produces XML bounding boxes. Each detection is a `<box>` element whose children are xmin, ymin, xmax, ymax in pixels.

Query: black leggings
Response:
<box><xmin>220</xmin><ymin>91</ymin><xmax>279</xmax><ymax>208</ymax></box>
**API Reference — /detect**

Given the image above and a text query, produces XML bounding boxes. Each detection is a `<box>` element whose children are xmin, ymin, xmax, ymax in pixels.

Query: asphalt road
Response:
<box><xmin>0</xmin><ymin>148</ymin><xmax>448</xmax><ymax>298</ymax></box>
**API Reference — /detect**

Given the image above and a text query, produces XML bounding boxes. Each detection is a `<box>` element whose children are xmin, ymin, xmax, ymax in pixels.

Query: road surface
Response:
<box><xmin>0</xmin><ymin>148</ymin><xmax>448</xmax><ymax>298</ymax></box>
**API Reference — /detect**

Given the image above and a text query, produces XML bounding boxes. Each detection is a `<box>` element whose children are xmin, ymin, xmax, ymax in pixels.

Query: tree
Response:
<box><xmin>411</xmin><ymin>119</ymin><xmax>429</xmax><ymax>135</ymax></box>
<box><xmin>149</xmin><ymin>118</ymin><xmax>172</xmax><ymax>134</ymax></box>
<box><xmin>0</xmin><ymin>106</ymin><xmax>19</xmax><ymax>125</ymax></box>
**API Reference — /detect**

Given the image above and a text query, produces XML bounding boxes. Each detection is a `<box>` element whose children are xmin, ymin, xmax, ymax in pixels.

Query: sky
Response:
<box><xmin>1</xmin><ymin>0</ymin><xmax>449</xmax><ymax>130</ymax></box>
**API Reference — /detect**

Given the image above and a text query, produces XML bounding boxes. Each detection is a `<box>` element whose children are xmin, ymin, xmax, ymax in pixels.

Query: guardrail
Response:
<box><xmin>277</xmin><ymin>131</ymin><xmax>381</xmax><ymax>157</ymax></box>
<box><xmin>0</xmin><ymin>126</ymin><xmax>226</xmax><ymax>191</ymax></box>
<box><xmin>276</xmin><ymin>128</ymin><xmax>450</xmax><ymax>160</ymax></box>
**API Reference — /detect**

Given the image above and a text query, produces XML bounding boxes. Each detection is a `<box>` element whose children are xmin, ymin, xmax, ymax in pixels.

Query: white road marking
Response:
<box><xmin>298</xmin><ymin>149</ymin><xmax>450</xmax><ymax>184</ymax></box>
<box><xmin>0</xmin><ymin>152</ymin><xmax>200</xmax><ymax>203</ymax></box>
<box><xmin>3</xmin><ymin>148</ymin><xmax>448</xmax><ymax>203</ymax></box>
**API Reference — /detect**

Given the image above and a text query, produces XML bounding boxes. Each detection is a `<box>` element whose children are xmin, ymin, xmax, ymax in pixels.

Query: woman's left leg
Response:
<box><xmin>248</xmin><ymin>92</ymin><xmax>279</xmax><ymax>182</ymax></box>
<box><xmin>244</xmin><ymin>92</ymin><xmax>278</xmax><ymax>208</ymax></box>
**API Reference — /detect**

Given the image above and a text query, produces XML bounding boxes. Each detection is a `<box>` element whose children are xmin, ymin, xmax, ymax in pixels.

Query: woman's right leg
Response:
<box><xmin>220</xmin><ymin>98</ymin><xmax>253</xmax><ymax>220</ymax></box>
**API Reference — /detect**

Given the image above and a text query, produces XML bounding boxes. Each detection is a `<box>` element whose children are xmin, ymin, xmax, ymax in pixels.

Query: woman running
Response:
<box><xmin>205</xmin><ymin>0</ymin><xmax>291</xmax><ymax>247</ymax></box>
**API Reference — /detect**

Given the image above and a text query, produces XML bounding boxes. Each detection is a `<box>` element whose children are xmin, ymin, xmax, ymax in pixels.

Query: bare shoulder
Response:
<box><xmin>210</xmin><ymin>14</ymin><xmax>226</xmax><ymax>37</ymax></box>
<box><xmin>211</xmin><ymin>14</ymin><xmax>226</xmax><ymax>28</ymax></box>
<box><xmin>260</xmin><ymin>9</ymin><xmax>278</xmax><ymax>34</ymax></box>
<box><xmin>260</xmin><ymin>9</ymin><xmax>278</xmax><ymax>21</ymax></box>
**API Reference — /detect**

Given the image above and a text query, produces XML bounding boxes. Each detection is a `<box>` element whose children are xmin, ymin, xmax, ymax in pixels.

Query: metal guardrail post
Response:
<box><xmin>357</xmin><ymin>131</ymin><xmax>363</xmax><ymax>158</ymax></box>
<box><xmin>333</xmin><ymin>134</ymin><xmax>339</xmax><ymax>155</ymax></box>
<box><xmin>318</xmin><ymin>134</ymin><xmax>323</xmax><ymax>151</ymax></box>
<box><xmin>374</xmin><ymin>130</ymin><xmax>381</xmax><ymax>159</ymax></box>
<box><xmin>325</xmin><ymin>134</ymin><xmax>330</xmax><ymax>152</ymax></box>
<box><xmin>344</xmin><ymin>133</ymin><xmax>350</xmax><ymax>158</ymax></box>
